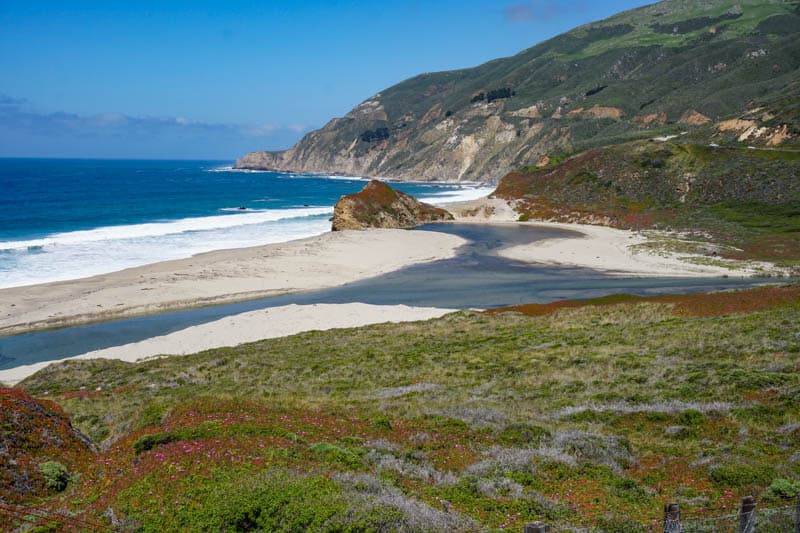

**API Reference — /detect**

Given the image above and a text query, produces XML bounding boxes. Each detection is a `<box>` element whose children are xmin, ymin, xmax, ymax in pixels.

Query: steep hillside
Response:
<box><xmin>237</xmin><ymin>0</ymin><xmax>800</xmax><ymax>182</ymax></box>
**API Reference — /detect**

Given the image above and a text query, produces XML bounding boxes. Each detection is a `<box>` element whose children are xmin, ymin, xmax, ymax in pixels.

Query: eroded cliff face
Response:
<box><xmin>331</xmin><ymin>180</ymin><xmax>453</xmax><ymax>231</ymax></box>
<box><xmin>235</xmin><ymin>97</ymin><xmax>579</xmax><ymax>183</ymax></box>
<box><xmin>235</xmin><ymin>0</ymin><xmax>800</xmax><ymax>183</ymax></box>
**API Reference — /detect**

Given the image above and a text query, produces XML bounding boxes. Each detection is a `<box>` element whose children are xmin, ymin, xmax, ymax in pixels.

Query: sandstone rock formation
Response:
<box><xmin>331</xmin><ymin>180</ymin><xmax>453</xmax><ymax>231</ymax></box>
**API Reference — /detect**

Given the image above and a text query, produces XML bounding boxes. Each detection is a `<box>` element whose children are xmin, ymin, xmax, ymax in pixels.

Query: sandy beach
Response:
<box><xmin>1</xmin><ymin>198</ymin><xmax>777</xmax><ymax>385</ymax></box>
<box><xmin>2</xmin><ymin>209</ymin><xmax>770</xmax><ymax>338</ymax></box>
<box><xmin>497</xmin><ymin>223</ymin><xmax>764</xmax><ymax>277</ymax></box>
<box><xmin>0</xmin><ymin>229</ymin><xmax>466</xmax><ymax>336</ymax></box>
<box><xmin>0</xmin><ymin>303</ymin><xmax>452</xmax><ymax>385</ymax></box>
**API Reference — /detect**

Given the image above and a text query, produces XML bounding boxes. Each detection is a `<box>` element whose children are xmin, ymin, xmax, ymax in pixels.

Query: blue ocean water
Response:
<box><xmin>0</xmin><ymin>158</ymin><xmax>492</xmax><ymax>288</ymax></box>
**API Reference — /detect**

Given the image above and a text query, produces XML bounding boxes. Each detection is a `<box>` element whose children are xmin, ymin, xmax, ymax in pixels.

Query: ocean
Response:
<box><xmin>0</xmin><ymin>158</ymin><xmax>492</xmax><ymax>289</ymax></box>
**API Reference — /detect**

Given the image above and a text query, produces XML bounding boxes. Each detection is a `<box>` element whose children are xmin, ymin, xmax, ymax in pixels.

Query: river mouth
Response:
<box><xmin>0</xmin><ymin>223</ymin><xmax>777</xmax><ymax>371</ymax></box>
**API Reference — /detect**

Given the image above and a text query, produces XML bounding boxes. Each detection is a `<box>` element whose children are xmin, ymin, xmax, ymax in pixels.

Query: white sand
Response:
<box><xmin>498</xmin><ymin>222</ymin><xmax>758</xmax><ymax>277</ymax></box>
<box><xmin>0</xmin><ymin>229</ymin><xmax>465</xmax><ymax>335</ymax></box>
<box><xmin>448</xmin><ymin>197</ymin><xmax>769</xmax><ymax>277</ymax></box>
<box><xmin>0</xmin><ymin>303</ymin><xmax>452</xmax><ymax>385</ymax></box>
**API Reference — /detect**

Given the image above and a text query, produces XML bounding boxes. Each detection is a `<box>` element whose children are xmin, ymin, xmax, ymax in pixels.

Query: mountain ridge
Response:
<box><xmin>236</xmin><ymin>0</ymin><xmax>800</xmax><ymax>182</ymax></box>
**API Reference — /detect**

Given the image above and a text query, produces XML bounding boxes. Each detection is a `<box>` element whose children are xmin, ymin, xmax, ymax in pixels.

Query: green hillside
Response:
<box><xmin>236</xmin><ymin>0</ymin><xmax>800</xmax><ymax>182</ymax></box>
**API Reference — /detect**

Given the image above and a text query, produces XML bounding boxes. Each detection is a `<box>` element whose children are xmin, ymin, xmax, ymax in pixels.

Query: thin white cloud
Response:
<box><xmin>0</xmin><ymin>93</ymin><xmax>306</xmax><ymax>141</ymax></box>
<box><xmin>0</xmin><ymin>93</ymin><xmax>311</xmax><ymax>158</ymax></box>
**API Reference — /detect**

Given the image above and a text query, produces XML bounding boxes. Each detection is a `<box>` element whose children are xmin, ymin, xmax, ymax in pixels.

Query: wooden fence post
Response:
<box><xmin>663</xmin><ymin>502</ymin><xmax>681</xmax><ymax>532</ymax></box>
<box><xmin>738</xmin><ymin>495</ymin><xmax>756</xmax><ymax>533</ymax></box>
<box><xmin>523</xmin><ymin>522</ymin><xmax>550</xmax><ymax>533</ymax></box>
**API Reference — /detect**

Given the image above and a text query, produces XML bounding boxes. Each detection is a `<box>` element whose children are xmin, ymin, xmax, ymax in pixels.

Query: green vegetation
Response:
<box><xmin>37</xmin><ymin>461</ymin><xmax>70</xmax><ymax>492</ymax></box>
<box><xmin>120</xmin><ymin>468</ymin><xmax>413</xmax><ymax>533</ymax></box>
<box><xmin>766</xmin><ymin>478</ymin><xmax>800</xmax><ymax>499</ymax></box>
<box><xmin>710</xmin><ymin>202</ymin><xmax>800</xmax><ymax>233</ymax></box>
<box><xmin>709</xmin><ymin>462</ymin><xmax>777</xmax><ymax>488</ymax></box>
<box><xmin>5</xmin><ymin>285</ymin><xmax>800</xmax><ymax>530</ymax></box>
<box><xmin>470</xmin><ymin>87</ymin><xmax>516</xmax><ymax>104</ymax></box>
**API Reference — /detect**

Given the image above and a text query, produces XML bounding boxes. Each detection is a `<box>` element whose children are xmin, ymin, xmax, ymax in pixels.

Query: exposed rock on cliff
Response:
<box><xmin>331</xmin><ymin>180</ymin><xmax>453</xmax><ymax>231</ymax></box>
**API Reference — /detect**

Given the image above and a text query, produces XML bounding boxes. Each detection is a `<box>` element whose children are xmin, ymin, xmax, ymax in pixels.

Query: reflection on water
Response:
<box><xmin>0</xmin><ymin>223</ymin><xmax>778</xmax><ymax>370</ymax></box>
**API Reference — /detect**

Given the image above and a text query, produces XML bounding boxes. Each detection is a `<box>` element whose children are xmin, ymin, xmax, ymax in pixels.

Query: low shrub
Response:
<box><xmin>310</xmin><ymin>442</ymin><xmax>364</xmax><ymax>468</ymax></box>
<box><xmin>372</xmin><ymin>416</ymin><xmax>393</xmax><ymax>431</ymax></box>
<box><xmin>709</xmin><ymin>462</ymin><xmax>776</xmax><ymax>488</ymax></box>
<box><xmin>137</xmin><ymin>469</ymin><xmax>401</xmax><ymax>532</ymax></box>
<box><xmin>132</xmin><ymin>432</ymin><xmax>178</xmax><ymax>454</ymax></box>
<box><xmin>678</xmin><ymin>409</ymin><xmax>705</xmax><ymax>427</ymax></box>
<box><xmin>497</xmin><ymin>423</ymin><xmax>551</xmax><ymax>447</ymax></box>
<box><xmin>611</xmin><ymin>477</ymin><xmax>652</xmax><ymax>505</ymax></box>
<box><xmin>38</xmin><ymin>461</ymin><xmax>70</xmax><ymax>492</ymax></box>
<box><xmin>766</xmin><ymin>478</ymin><xmax>800</xmax><ymax>499</ymax></box>
<box><xmin>137</xmin><ymin>402</ymin><xmax>169</xmax><ymax>428</ymax></box>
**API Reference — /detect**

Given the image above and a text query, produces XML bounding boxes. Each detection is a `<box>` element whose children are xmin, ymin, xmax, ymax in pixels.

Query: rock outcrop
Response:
<box><xmin>331</xmin><ymin>180</ymin><xmax>453</xmax><ymax>231</ymax></box>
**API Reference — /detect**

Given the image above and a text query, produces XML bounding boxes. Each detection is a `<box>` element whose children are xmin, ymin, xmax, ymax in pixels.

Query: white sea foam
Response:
<box><xmin>0</xmin><ymin>171</ymin><xmax>491</xmax><ymax>289</ymax></box>
<box><xmin>0</xmin><ymin>213</ymin><xmax>333</xmax><ymax>289</ymax></box>
<box><xmin>419</xmin><ymin>186</ymin><xmax>494</xmax><ymax>205</ymax></box>
<box><xmin>0</xmin><ymin>207</ymin><xmax>332</xmax><ymax>252</ymax></box>
<box><xmin>207</xmin><ymin>165</ymin><xmax>272</xmax><ymax>173</ymax></box>
<box><xmin>323</xmin><ymin>174</ymin><xmax>371</xmax><ymax>182</ymax></box>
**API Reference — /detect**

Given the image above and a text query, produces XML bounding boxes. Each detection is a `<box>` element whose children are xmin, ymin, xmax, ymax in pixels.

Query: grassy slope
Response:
<box><xmin>9</xmin><ymin>286</ymin><xmax>800</xmax><ymax>531</ymax></box>
<box><xmin>493</xmin><ymin>139</ymin><xmax>800</xmax><ymax>268</ymax></box>
<box><xmin>379</xmin><ymin>0</ymin><xmax>800</xmax><ymax>121</ymax></box>
<box><xmin>347</xmin><ymin>0</ymin><xmax>800</xmax><ymax>127</ymax></box>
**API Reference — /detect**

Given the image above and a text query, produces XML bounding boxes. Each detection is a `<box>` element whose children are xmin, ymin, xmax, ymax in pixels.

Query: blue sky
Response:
<box><xmin>0</xmin><ymin>0</ymin><xmax>652</xmax><ymax>159</ymax></box>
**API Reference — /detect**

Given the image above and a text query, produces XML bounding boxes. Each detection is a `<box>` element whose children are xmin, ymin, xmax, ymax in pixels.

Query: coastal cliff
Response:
<box><xmin>236</xmin><ymin>0</ymin><xmax>800</xmax><ymax>183</ymax></box>
<box><xmin>331</xmin><ymin>180</ymin><xmax>453</xmax><ymax>231</ymax></box>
